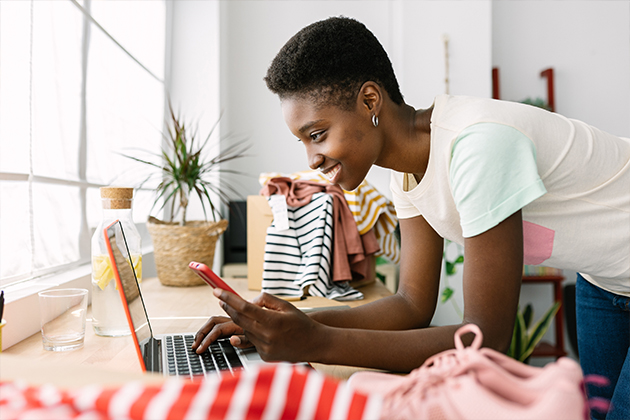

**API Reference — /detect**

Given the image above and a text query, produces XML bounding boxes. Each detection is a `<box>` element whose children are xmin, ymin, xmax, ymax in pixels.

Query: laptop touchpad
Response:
<box><xmin>240</xmin><ymin>347</ymin><xmax>263</xmax><ymax>361</ymax></box>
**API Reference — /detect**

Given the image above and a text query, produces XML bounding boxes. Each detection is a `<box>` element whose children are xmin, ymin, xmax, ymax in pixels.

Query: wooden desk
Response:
<box><xmin>1</xmin><ymin>277</ymin><xmax>392</xmax><ymax>385</ymax></box>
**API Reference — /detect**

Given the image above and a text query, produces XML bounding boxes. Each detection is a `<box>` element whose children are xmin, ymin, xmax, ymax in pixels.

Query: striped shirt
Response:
<box><xmin>0</xmin><ymin>363</ymin><xmax>382</xmax><ymax>420</ymax></box>
<box><xmin>262</xmin><ymin>193</ymin><xmax>364</xmax><ymax>301</ymax></box>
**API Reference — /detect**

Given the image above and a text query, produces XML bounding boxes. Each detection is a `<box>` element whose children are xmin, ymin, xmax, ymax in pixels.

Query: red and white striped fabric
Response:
<box><xmin>0</xmin><ymin>364</ymin><xmax>382</xmax><ymax>420</ymax></box>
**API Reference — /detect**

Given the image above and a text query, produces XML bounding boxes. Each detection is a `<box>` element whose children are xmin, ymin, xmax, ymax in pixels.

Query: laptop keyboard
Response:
<box><xmin>165</xmin><ymin>334</ymin><xmax>243</xmax><ymax>378</ymax></box>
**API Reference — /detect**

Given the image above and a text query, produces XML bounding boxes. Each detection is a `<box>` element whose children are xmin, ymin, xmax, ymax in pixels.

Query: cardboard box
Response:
<box><xmin>246</xmin><ymin>194</ymin><xmax>376</xmax><ymax>291</ymax></box>
<box><xmin>247</xmin><ymin>195</ymin><xmax>273</xmax><ymax>290</ymax></box>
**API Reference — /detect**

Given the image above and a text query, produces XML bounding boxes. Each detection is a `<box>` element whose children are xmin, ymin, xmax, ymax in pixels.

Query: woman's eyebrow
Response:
<box><xmin>298</xmin><ymin>119</ymin><xmax>324</xmax><ymax>134</ymax></box>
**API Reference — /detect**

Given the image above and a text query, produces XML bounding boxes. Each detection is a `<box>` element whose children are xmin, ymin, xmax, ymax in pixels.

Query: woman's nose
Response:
<box><xmin>308</xmin><ymin>152</ymin><xmax>324</xmax><ymax>171</ymax></box>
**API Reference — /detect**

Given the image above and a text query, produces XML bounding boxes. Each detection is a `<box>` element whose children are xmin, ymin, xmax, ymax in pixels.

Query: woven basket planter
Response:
<box><xmin>147</xmin><ymin>216</ymin><xmax>228</xmax><ymax>287</ymax></box>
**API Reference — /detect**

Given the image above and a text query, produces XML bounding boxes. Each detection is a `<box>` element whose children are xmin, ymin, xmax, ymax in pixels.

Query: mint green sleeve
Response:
<box><xmin>450</xmin><ymin>122</ymin><xmax>547</xmax><ymax>237</ymax></box>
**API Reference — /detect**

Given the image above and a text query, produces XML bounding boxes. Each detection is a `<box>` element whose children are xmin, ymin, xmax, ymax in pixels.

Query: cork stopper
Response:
<box><xmin>100</xmin><ymin>187</ymin><xmax>134</xmax><ymax>210</ymax></box>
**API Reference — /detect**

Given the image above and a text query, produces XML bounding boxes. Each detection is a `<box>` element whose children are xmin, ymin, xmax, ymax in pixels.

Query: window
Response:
<box><xmin>0</xmin><ymin>0</ymin><xmax>166</xmax><ymax>287</ymax></box>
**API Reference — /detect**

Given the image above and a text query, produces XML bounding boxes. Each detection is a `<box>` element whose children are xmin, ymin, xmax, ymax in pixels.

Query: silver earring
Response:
<box><xmin>372</xmin><ymin>114</ymin><xmax>379</xmax><ymax>127</ymax></box>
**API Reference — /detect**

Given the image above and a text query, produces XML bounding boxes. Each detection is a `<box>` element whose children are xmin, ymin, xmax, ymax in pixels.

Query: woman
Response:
<box><xmin>193</xmin><ymin>17</ymin><xmax>629</xmax><ymax>419</ymax></box>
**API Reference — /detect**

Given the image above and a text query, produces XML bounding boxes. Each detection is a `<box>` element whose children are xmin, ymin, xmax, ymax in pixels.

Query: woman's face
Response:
<box><xmin>281</xmin><ymin>96</ymin><xmax>380</xmax><ymax>191</ymax></box>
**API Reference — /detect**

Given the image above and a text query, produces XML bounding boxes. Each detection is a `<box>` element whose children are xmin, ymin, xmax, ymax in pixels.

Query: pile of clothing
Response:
<box><xmin>258</xmin><ymin>171</ymin><xmax>399</xmax><ymax>301</ymax></box>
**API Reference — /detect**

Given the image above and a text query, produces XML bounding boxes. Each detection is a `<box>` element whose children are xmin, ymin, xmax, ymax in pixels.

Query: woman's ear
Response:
<box><xmin>358</xmin><ymin>81</ymin><xmax>383</xmax><ymax>115</ymax></box>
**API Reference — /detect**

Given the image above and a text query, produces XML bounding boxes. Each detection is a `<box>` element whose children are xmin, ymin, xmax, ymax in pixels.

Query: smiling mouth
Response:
<box><xmin>318</xmin><ymin>163</ymin><xmax>340</xmax><ymax>182</ymax></box>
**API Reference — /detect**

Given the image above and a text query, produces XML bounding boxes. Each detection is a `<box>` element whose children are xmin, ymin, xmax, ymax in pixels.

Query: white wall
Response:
<box><xmin>219</xmin><ymin>0</ymin><xmax>492</xmax><ymax>199</ymax></box>
<box><xmin>492</xmin><ymin>0</ymin><xmax>630</xmax><ymax>138</ymax></box>
<box><xmin>167</xmin><ymin>0</ymin><xmax>224</xmax><ymax>269</ymax></box>
<box><xmin>168</xmin><ymin>1</ymin><xmax>220</xmax><ymax>148</ymax></box>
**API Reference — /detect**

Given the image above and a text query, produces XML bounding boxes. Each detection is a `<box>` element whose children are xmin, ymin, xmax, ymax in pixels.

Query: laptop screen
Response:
<box><xmin>105</xmin><ymin>221</ymin><xmax>152</xmax><ymax>346</ymax></box>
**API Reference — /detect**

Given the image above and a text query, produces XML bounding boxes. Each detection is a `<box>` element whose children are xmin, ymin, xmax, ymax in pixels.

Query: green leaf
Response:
<box><xmin>440</xmin><ymin>287</ymin><xmax>454</xmax><ymax>303</ymax></box>
<box><xmin>375</xmin><ymin>256</ymin><xmax>388</xmax><ymax>266</ymax></box>
<box><xmin>520</xmin><ymin>302</ymin><xmax>561</xmax><ymax>362</ymax></box>
<box><xmin>445</xmin><ymin>261</ymin><xmax>456</xmax><ymax>275</ymax></box>
<box><xmin>507</xmin><ymin>316</ymin><xmax>518</xmax><ymax>359</ymax></box>
<box><xmin>514</xmin><ymin>310</ymin><xmax>526</xmax><ymax>361</ymax></box>
<box><xmin>522</xmin><ymin>304</ymin><xmax>533</xmax><ymax>330</ymax></box>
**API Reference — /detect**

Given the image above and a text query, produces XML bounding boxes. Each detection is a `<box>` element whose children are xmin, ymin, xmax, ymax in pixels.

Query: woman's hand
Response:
<box><xmin>192</xmin><ymin>315</ymin><xmax>250</xmax><ymax>354</ymax></box>
<box><xmin>213</xmin><ymin>289</ymin><xmax>325</xmax><ymax>363</ymax></box>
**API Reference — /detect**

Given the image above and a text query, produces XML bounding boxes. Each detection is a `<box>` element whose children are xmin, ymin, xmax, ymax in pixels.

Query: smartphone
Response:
<box><xmin>188</xmin><ymin>261</ymin><xmax>240</xmax><ymax>297</ymax></box>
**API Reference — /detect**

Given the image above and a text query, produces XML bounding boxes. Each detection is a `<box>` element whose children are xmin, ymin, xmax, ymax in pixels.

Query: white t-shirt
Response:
<box><xmin>391</xmin><ymin>94</ymin><xmax>630</xmax><ymax>296</ymax></box>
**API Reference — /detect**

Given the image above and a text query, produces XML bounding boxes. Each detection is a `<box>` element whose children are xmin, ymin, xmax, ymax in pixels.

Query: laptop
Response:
<box><xmin>104</xmin><ymin>219</ymin><xmax>269</xmax><ymax>379</ymax></box>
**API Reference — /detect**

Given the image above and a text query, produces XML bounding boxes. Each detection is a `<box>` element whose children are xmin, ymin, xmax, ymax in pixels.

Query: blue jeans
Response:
<box><xmin>576</xmin><ymin>274</ymin><xmax>630</xmax><ymax>420</ymax></box>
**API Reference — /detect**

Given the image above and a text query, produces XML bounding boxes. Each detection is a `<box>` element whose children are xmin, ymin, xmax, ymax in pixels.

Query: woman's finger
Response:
<box><xmin>194</xmin><ymin>319</ymin><xmax>243</xmax><ymax>354</ymax></box>
<box><xmin>228</xmin><ymin>334</ymin><xmax>253</xmax><ymax>348</ymax></box>
<box><xmin>192</xmin><ymin>316</ymin><xmax>231</xmax><ymax>349</ymax></box>
<box><xmin>252</xmin><ymin>292</ymin><xmax>296</xmax><ymax>312</ymax></box>
<box><xmin>219</xmin><ymin>297</ymin><xmax>260</xmax><ymax>332</ymax></box>
<box><xmin>213</xmin><ymin>288</ymin><xmax>276</xmax><ymax>322</ymax></box>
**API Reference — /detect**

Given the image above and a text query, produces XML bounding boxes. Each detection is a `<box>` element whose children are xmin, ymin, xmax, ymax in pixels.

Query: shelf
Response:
<box><xmin>532</xmin><ymin>341</ymin><xmax>567</xmax><ymax>358</ymax></box>
<box><xmin>522</xmin><ymin>275</ymin><xmax>564</xmax><ymax>283</ymax></box>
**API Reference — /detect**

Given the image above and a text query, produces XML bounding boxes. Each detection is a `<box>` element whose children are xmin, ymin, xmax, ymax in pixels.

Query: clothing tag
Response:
<box><xmin>268</xmin><ymin>194</ymin><xmax>290</xmax><ymax>231</ymax></box>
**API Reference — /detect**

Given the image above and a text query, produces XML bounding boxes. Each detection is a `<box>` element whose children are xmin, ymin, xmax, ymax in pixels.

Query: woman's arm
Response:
<box><xmin>308</xmin><ymin>215</ymin><xmax>444</xmax><ymax>331</ymax></box>
<box><xmin>216</xmin><ymin>211</ymin><xmax>524</xmax><ymax>371</ymax></box>
<box><xmin>460</xmin><ymin>210</ymin><xmax>523</xmax><ymax>352</ymax></box>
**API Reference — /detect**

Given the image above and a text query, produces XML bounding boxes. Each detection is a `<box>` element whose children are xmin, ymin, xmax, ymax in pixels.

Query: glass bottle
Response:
<box><xmin>91</xmin><ymin>187</ymin><xmax>142</xmax><ymax>336</ymax></box>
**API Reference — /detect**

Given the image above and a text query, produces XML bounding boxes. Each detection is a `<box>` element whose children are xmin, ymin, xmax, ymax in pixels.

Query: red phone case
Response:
<box><xmin>188</xmin><ymin>261</ymin><xmax>240</xmax><ymax>296</ymax></box>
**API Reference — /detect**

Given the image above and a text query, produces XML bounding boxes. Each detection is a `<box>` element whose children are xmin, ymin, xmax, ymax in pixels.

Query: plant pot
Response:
<box><xmin>147</xmin><ymin>216</ymin><xmax>228</xmax><ymax>287</ymax></box>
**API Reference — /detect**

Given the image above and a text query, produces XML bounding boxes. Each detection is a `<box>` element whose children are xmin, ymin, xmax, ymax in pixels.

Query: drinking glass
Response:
<box><xmin>38</xmin><ymin>288</ymin><xmax>88</xmax><ymax>351</ymax></box>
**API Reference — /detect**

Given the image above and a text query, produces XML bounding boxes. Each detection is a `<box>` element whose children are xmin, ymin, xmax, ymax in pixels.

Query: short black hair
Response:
<box><xmin>264</xmin><ymin>16</ymin><xmax>404</xmax><ymax>110</ymax></box>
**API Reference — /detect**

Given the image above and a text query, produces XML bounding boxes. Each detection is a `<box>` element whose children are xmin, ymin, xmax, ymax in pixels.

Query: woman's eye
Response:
<box><xmin>310</xmin><ymin>131</ymin><xmax>324</xmax><ymax>142</ymax></box>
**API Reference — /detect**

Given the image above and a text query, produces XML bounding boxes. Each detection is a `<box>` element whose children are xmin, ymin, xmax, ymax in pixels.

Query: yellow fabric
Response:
<box><xmin>259</xmin><ymin>170</ymin><xmax>400</xmax><ymax>264</ymax></box>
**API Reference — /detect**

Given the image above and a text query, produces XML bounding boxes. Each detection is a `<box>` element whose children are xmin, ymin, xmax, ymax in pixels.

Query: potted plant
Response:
<box><xmin>507</xmin><ymin>301</ymin><xmax>561</xmax><ymax>363</ymax></box>
<box><xmin>521</xmin><ymin>97</ymin><xmax>552</xmax><ymax>111</ymax></box>
<box><xmin>124</xmin><ymin>102</ymin><xmax>249</xmax><ymax>286</ymax></box>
